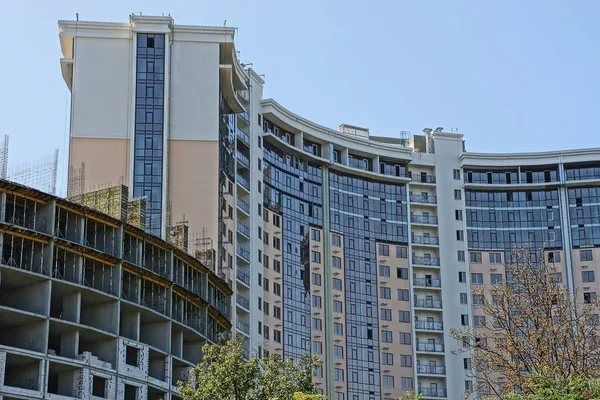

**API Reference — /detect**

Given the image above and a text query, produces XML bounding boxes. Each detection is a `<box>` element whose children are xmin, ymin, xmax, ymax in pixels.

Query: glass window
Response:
<box><xmin>334</xmin><ymin>345</ymin><xmax>344</xmax><ymax>359</ymax></box>
<box><xmin>332</xmin><ymin>256</ymin><xmax>342</xmax><ymax>268</ymax></box>
<box><xmin>460</xmin><ymin>293</ymin><xmax>468</xmax><ymax>304</ymax></box>
<box><xmin>399</xmin><ymin>310</ymin><xmax>410</xmax><ymax>322</ymax></box>
<box><xmin>311</xmin><ymin>273</ymin><xmax>321</xmax><ymax>286</ymax></box>
<box><xmin>383</xmin><ymin>376</ymin><xmax>395</xmax><ymax>389</ymax></box>
<box><xmin>474</xmin><ymin>316</ymin><xmax>486</xmax><ymax>327</ymax></box>
<box><xmin>333</xmin><ymin>278</ymin><xmax>342</xmax><ymax>291</ymax></box>
<box><xmin>581</xmin><ymin>250</ymin><xmax>593</xmax><ymax>261</ymax></box>
<box><xmin>380</xmin><ymin>308</ymin><xmax>392</xmax><ymax>320</ymax></box>
<box><xmin>454</xmin><ymin>189</ymin><xmax>462</xmax><ymax>200</ymax></box>
<box><xmin>584</xmin><ymin>292</ymin><xmax>597</xmax><ymax>303</ymax></box>
<box><xmin>332</xmin><ymin>234</ymin><xmax>341</xmax><ymax>247</ymax></box>
<box><xmin>397</xmin><ymin>267</ymin><xmax>408</xmax><ymax>279</ymax></box>
<box><xmin>397</xmin><ymin>289</ymin><xmax>409</xmax><ymax>301</ymax></box>
<box><xmin>459</xmin><ymin>271</ymin><xmax>466</xmax><ymax>282</ymax></box>
<box><xmin>489</xmin><ymin>253</ymin><xmax>502</xmax><ymax>264</ymax></box>
<box><xmin>378</xmin><ymin>244</ymin><xmax>390</xmax><ymax>256</ymax></box>
<box><xmin>382</xmin><ymin>353</ymin><xmax>394</xmax><ymax>365</ymax></box>
<box><xmin>470</xmin><ymin>252</ymin><xmax>482</xmax><ymax>263</ymax></box>
<box><xmin>311</xmin><ymin>229</ymin><xmax>321</xmax><ymax>242</ymax></box>
<box><xmin>313</xmin><ymin>318</ymin><xmax>322</xmax><ymax>331</ymax></box>
<box><xmin>334</xmin><ymin>322</ymin><xmax>343</xmax><ymax>335</ymax></box>
<box><xmin>379</xmin><ymin>265</ymin><xmax>390</xmax><ymax>277</ymax></box>
<box><xmin>401</xmin><ymin>377</ymin><xmax>412</xmax><ymax>390</ymax></box>
<box><xmin>491</xmin><ymin>273</ymin><xmax>503</xmax><ymax>284</ymax></box>
<box><xmin>583</xmin><ymin>271</ymin><xmax>596</xmax><ymax>283</ymax></box>
<box><xmin>311</xmin><ymin>251</ymin><xmax>321</xmax><ymax>263</ymax></box>
<box><xmin>335</xmin><ymin>368</ymin><xmax>344</xmax><ymax>382</ymax></box>
<box><xmin>333</xmin><ymin>300</ymin><xmax>343</xmax><ymax>313</ymax></box>
<box><xmin>381</xmin><ymin>330</ymin><xmax>393</xmax><ymax>342</ymax></box>
<box><xmin>453</xmin><ymin>169</ymin><xmax>461</xmax><ymax>180</ymax></box>
<box><xmin>400</xmin><ymin>355</ymin><xmax>412</xmax><ymax>367</ymax></box>
<box><xmin>396</xmin><ymin>246</ymin><xmax>408</xmax><ymax>258</ymax></box>
<box><xmin>471</xmin><ymin>273</ymin><xmax>483</xmax><ymax>284</ymax></box>
<box><xmin>399</xmin><ymin>332</ymin><xmax>411</xmax><ymax>344</ymax></box>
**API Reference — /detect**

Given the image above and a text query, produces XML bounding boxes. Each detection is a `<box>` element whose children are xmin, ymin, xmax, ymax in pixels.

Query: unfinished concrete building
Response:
<box><xmin>0</xmin><ymin>179</ymin><xmax>232</xmax><ymax>400</ymax></box>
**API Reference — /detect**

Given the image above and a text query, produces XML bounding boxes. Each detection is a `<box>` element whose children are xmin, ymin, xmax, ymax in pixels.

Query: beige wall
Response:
<box><xmin>262</xmin><ymin>209</ymin><xmax>284</xmax><ymax>357</ymax></box>
<box><xmin>376</xmin><ymin>242</ymin><xmax>413</xmax><ymax>400</ymax></box>
<box><xmin>168</xmin><ymin>140</ymin><xmax>219</xmax><ymax>243</ymax></box>
<box><xmin>69</xmin><ymin>137</ymin><xmax>130</xmax><ymax>193</ymax></box>
<box><xmin>571</xmin><ymin>247</ymin><xmax>600</xmax><ymax>304</ymax></box>
<box><xmin>72</xmin><ymin>37</ymin><xmax>132</xmax><ymax>139</ymax></box>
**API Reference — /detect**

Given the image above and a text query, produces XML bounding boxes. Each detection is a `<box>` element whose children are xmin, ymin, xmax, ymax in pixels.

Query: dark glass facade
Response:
<box><xmin>263</xmin><ymin>141</ymin><xmax>323</xmax><ymax>360</ymax></box>
<box><xmin>329</xmin><ymin>171</ymin><xmax>408</xmax><ymax>399</ymax></box>
<box><xmin>568</xmin><ymin>187</ymin><xmax>600</xmax><ymax>247</ymax></box>
<box><xmin>133</xmin><ymin>33</ymin><xmax>166</xmax><ymax>236</ymax></box>
<box><xmin>465</xmin><ymin>190</ymin><xmax>562</xmax><ymax>252</ymax></box>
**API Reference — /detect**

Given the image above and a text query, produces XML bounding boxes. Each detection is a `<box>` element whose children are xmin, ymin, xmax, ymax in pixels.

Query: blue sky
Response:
<box><xmin>2</xmin><ymin>0</ymin><xmax>599</xmax><ymax>195</ymax></box>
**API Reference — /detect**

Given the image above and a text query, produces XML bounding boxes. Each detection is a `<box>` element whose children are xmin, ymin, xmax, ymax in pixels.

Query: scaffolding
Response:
<box><xmin>167</xmin><ymin>220</ymin><xmax>189</xmax><ymax>252</ymax></box>
<box><xmin>7</xmin><ymin>149</ymin><xmax>59</xmax><ymax>195</ymax></box>
<box><xmin>0</xmin><ymin>134</ymin><xmax>8</xmax><ymax>179</ymax></box>
<box><xmin>68</xmin><ymin>185</ymin><xmax>129</xmax><ymax>222</ymax></box>
<box><xmin>127</xmin><ymin>197</ymin><xmax>147</xmax><ymax>230</ymax></box>
<box><xmin>190</xmin><ymin>229</ymin><xmax>215</xmax><ymax>272</ymax></box>
<box><xmin>68</xmin><ymin>162</ymin><xmax>86</xmax><ymax>197</ymax></box>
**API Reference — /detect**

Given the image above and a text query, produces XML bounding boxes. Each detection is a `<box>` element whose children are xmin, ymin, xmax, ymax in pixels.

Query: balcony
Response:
<box><xmin>236</xmin><ymin>245</ymin><xmax>250</xmax><ymax>263</ymax></box>
<box><xmin>413</xmin><ymin>256</ymin><xmax>441</xmax><ymax>266</ymax></box>
<box><xmin>411</xmin><ymin>215</ymin><xmax>438</xmax><ymax>225</ymax></box>
<box><xmin>239</xmin><ymin>111</ymin><xmax>250</xmax><ymax>124</ymax></box>
<box><xmin>237</xmin><ymin>222</ymin><xmax>250</xmax><ymax>238</ymax></box>
<box><xmin>236</xmin><ymin>269</ymin><xmax>250</xmax><ymax>286</ymax></box>
<box><xmin>237</xmin><ymin>90</ymin><xmax>249</xmax><ymax>102</ymax></box>
<box><xmin>413</xmin><ymin>277</ymin><xmax>441</xmax><ymax>288</ymax></box>
<box><xmin>412</xmin><ymin>235</ymin><xmax>439</xmax><ymax>246</ymax></box>
<box><xmin>414</xmin><ymin>298</ymin><xmax>443</xmax><ymax>309</ymax></box>
<box><xmin>419</xmin><ymin>388</ymin><xmax>447</xmax><ymax>398</ymax></box>
<box><xmin>415</xmin><ymin>321</ymin><xmax>444</xmax><ymax>331</ymax></box>
<box><xmin>411</xmin><ymin>174</ymin><xmax>436</xmax><ymax>184</ymax></box>
<box><xmin>236</xmin><ymin>151</ymin><xmax>250</xmax><ymax>168</ymax></box>
<box><xmin>236</xmin><ymin>319</ymin><xmax>250</xmax><ymax>335</ymax></box>
<box><xmin>237</xmin><ymin>175</ymin><xmax>250</xmax><ymax>191</ymax></box>
<box><xmin>237</xmin><ymin>128</ymin><xmax>250</xmax><ymax>147</ymax></box>
<box><xmin>416</xmin><ymin>343</ymin><xmax>445</xmax><ymax>353</ymax></box>
<box><xmin>410</xmin><ymin>194</ymin><xmax>437</xmax><ymax>204</ymax></box>
<box><xmin>417</xmin><ymin>365</ymin><xmax>446</xmax><ymax>375</ymax></box>
<box><xmin>236</xmin><ymin>294</ymin><xmax>250</xmax><ymax>310</ymax></box>
<box><xmin>237</xmin><ymin>197</ymin><xmax>250</xmax><ymax>214</ymax></box>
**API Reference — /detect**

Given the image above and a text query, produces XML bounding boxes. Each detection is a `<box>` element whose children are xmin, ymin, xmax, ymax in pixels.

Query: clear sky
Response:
<box><xmin>2</xmin><ymin>0</ymin><xmax>600</xmax><ymax>196</ymax></box>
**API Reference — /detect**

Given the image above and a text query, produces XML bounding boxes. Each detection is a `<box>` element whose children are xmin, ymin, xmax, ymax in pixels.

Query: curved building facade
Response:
<box><xmin>0</xmin><ymin>180</ymin><xmax>232</xmax><ymax>400</ymax></box>
<box><xmin>57</xmin><ymin>14</ymin><xmax>600</xmax><ymax>400</ymax></box>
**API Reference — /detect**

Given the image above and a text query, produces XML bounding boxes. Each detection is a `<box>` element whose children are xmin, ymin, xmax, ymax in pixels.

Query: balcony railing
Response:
<box><xmin>236</xmin><ymin>269</ymin><xmax>250</xmax><ymax>285</ymax></box>
<box><xmin>236</xmin><ymin>151</ymin><xmax>250</xmax><ymax>168</ymax></box>
<box><xmin>414</xmin><ymin>298</ymin><xmax>443</xmax><ymax>309</ymax></box>
<box><xmin>237</xmin><ymin>175</ymin><xmax>250</xmax><ymax>191</ymax></box>
<box><xmin>417</xmin><ymin>365</ymin><xmax>446</xmax><ymax>375</ymax></box>
<box><xmin>237</xmin><ymin>128</ymin><xmax>250</xmax><ymax>146</ymax></box>
<box><xmin>413</xmin><ymin>277</ymin><xmax>441</xmax><ymax>288</ymax></box>
<box><xmin>412</xmin><ymin>235</ymin><xmax>439</xmax><ymax>245</ymax></box>
<box><xmin>237</xmin><ymin>90</ymin><xmax>249</xmax><ymax>101</ymax></box>
<box><xmin>239</xmin><ymin>111</ymin><xmax>250</xmax><ymax>124</ymax></box>
<box><xmin>411</xmin><ymin>174</ymin><xmax>436</xmax><ymax>183</ymax></box>
<box><xmin>348</xmin><ymin>157</ymin><xmax>370</xmax><ymax>171</ymax></box>
<box><xmin>237</xmin><ymin>222</ymin><xmax>250</xmax><ymax>238</ymax></box>
<box><xmin>236</xmin><ymin>245</ymin><xmax>250</xmax><ymax>262</ymax></box>
<box><xmin>410</xmin><ymin>194</ymin><xmax>437</xmax><ymax>204</ymax></box>
<box><xmin>236</xmin><ymin>294</ymin><xmax>250</xmax><ymax>310</ymax></box>
<box><xmin>411</xmin><ymin>215</ymin><xmax>438</xmax><ymax>225</ymax></box>
<box><xmin>415</xmin><ymin>321</ymin><xmax>444</xmax><ymax>331</ymax></box>
<box><xmin>418</xmin><ymin>388</ymin><xmax>447</xmax><ymax>398</ymax></box>
<box><xmin>236</xmin><ymin>319</ymin><xmax>250</xmax><ymax>334</ymax></box>
<box><xmin>413</xmin><ymin>256</ymin><xmax>441</xmax><ymax>266</ymax></box>
<box><xmin>416</xmin><ymin>343</ymin><xmax>445</xmax><ymax>353</ymax></box>
<box><xmin>237</xmin><ymin>198</ymin><xmax>250</xmax><ymax>214</ymax></box>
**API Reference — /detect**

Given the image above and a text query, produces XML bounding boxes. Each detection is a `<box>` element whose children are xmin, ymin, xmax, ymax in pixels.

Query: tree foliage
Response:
<box><xmin>451</xmin><ymin>248</ymin><xmax>600</xmax><ymax>397</ymax></box>
<box><xmin>503</xmin><ymin>372</ymin><xmax>600</xmax><ymax>400</ymax></box>
<box><xmin>178</xmin><ymin>338</ymin><xmax>322</xmax><ymax>400</ymax></box>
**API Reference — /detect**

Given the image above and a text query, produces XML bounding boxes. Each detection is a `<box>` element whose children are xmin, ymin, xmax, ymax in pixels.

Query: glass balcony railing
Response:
<box><xmin>236</xmin><ymin>319</ymin><xmax>250</xmax><ymax>334</ymax></box>
<box><xmin>236</xmin><ymin>294</ymin><xmax>250</xmax><ymax>310</ymax></box>
<box><xmin>236</xmin><ymin>269</ymin><xmax>250</xmax><ymax>285</ymax></box>
<box><xmin>417</xmin><ymin>365</ymin><xmax>446</xmax><ymax>375</ymax></box>
<box><xmin>412</xmin><ymin>235</ymin><xmax>439</xmax><ymax>245</ymax></box>
<box><xmin>236</xmin><ymin>151</ymin><xmax>250</xmax><ymax>168</ymax></box>
<box><xmin>419</xmin><ymin>388</ymin><xmax>447</xmax><ymax>398</ymax></box>
<box><xmin>416</xmin><ymin>342</ymin><xmax>445</xmax><ymax>353</ymax></box>
<box><xmin>411</xmin><ymin>174</ymin><xmax>436</xmax><ymax>183</ymax></box>
<box><xmin>239</xmin><ymin>112</ymin><xmax>250</xmax><ymax>124</ymax></box>
<box><xmin>236</xmin><ymin>198</ymin><xmax>250</xmax><ymax>214</ymax></box>
<box><xmin>236</xmin><ymin>245</ymin><xmax>250</xmax><ymax>262</ymax></box>
<box><xmin>237</xmin><ymin>175</ymin><xmax>250</xmax><ymax>191</ymax></box>
<box><xmin>411</xmin><ymin>215</ymin><xmax>438</xmax><ymax>224</ymax></box>
<box><xmin>414</xmin><ymin>321</ymin><xmax>444</xmax><ymax>331</ymax></box>
<box><xmin>413</xmin><ymin>256</ymin><xmax>441</xmax><ymax>266</ymax></box>
<box><xmin>410</xmin><ymin>194</ymin><xmax>437</xmax><ymax>204</ymax></box>
<box><xmin>413</xmin><ymin>277</ymin><xmax>441</xmax><ymax>288</ymax></box>
<box><xmin>237</xmin><ymin>128</ymin><xmax>250</xmax><ymax>146</ymax></box>
<box><xmin>237</xmin><ymin>222</ymin><xmax>250</xmax><ymax>238</ymax></box>
<box><xmin>237</xmin><ymin>90</ymin><xmax>249</xmax><ymax>101</ymax></box>
<box><xmin>414</xmin><ymin>298</ymin><xmax>443</xmax><ymax>309</ymax></box>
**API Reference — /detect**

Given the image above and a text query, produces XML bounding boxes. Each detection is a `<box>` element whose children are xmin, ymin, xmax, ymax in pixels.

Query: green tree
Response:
<box><xmin>503</xmin><ymin>372</ymin><xmax>600</xmax><ymax>400</ymax></box>
<box><xmin>396</xmin><ymin>393</ymin><xmax>422</xmax><ymax>400</ymax></box>
<box><xmin>179</xmin><ymin>338</ymin><xmax>322</xmax><ymax>400</ymax></box>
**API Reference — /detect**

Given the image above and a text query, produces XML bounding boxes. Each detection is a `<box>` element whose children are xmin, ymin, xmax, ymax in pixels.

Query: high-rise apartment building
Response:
<box><xmin>59</xmin><ymin>15</ymin><xmax>600</xmax><ymax>400</ymax></box>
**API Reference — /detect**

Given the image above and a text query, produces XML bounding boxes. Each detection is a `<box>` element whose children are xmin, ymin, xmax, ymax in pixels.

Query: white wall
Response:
<box><xmin>169</xmin><ymin>41</ymin><xmax>220</xmax><ymax>141</ymax></box>
<box><xmin>431</xmin><ymin>135</ymin><xmax>473</xmax><ymax>400</ymax></box>
<box><xmin>72</xmin><ymin>37</ymin><xmax>132</xmax><ymax>139</ymax></box>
